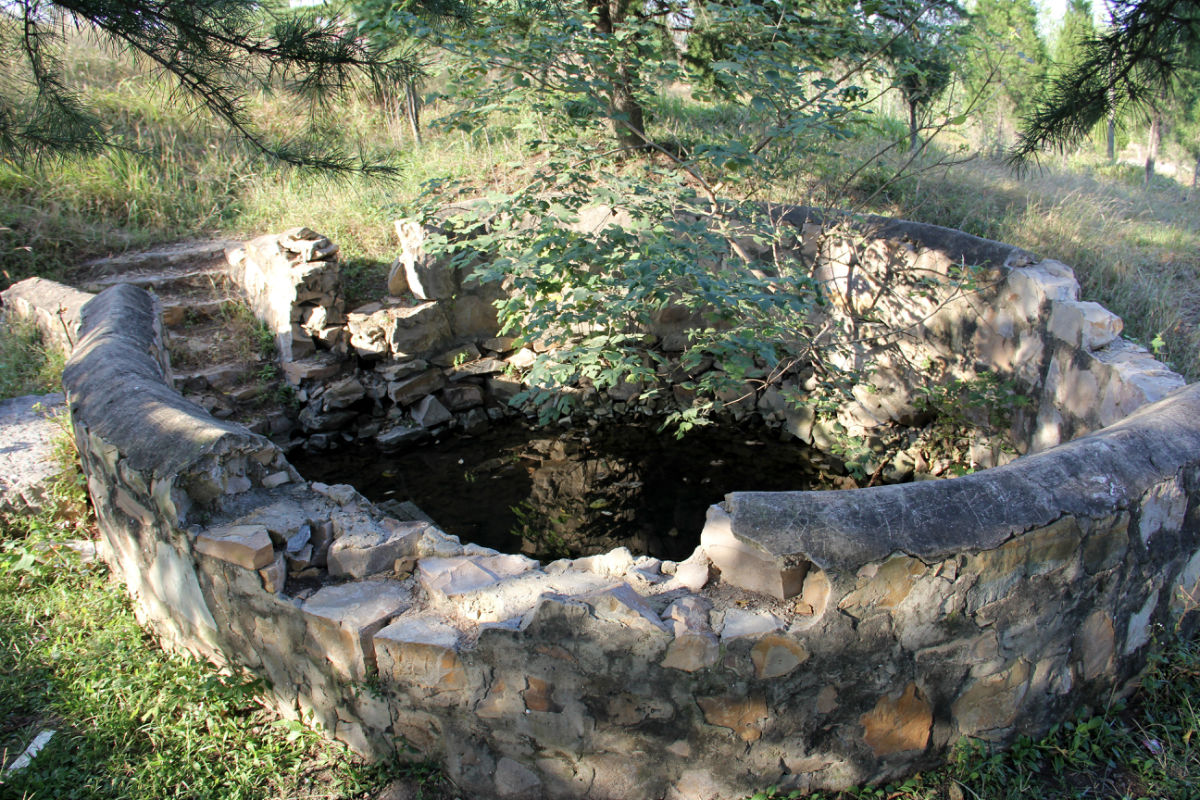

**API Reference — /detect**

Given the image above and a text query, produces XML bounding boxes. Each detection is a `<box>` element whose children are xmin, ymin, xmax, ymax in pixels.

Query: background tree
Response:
<box><xmin>1012</xmin><ymin>0</ymin><xmax>1200</xmax><ymax>162</ymax></box>
<box><xmin>349</xmin><ymin>0</ymin><xmax>468</xmax><ymax>145</ymax></box>
<box><xmin>878</xmin><ymin>0</ymin><xmax>967</xmax><ymax>152</ymax></box>
<box><xmin>401</xmin><ymin>0</ymin><xmax>978</xmax><ymax>429</ymax></box>
<box><xmin>960</xmin><ymin>0</ymin><xmax>1047</xmax><ymax>154</ymax></box>
<box><xmin>0</xmin><ymin>0</ymin><xmax>416</xmax><ymax>171</ymax></box>
<box><xmin>1052</xmin><ymin>0</ymin><xmax>1097</xmax><ymax>67</ymax></box>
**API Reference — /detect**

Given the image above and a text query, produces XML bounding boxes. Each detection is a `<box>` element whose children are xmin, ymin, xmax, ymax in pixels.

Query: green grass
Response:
<box><xmin>0</xmin><ymin>319</ymin><xmax>65</xmax><ymax>400</ymax></box>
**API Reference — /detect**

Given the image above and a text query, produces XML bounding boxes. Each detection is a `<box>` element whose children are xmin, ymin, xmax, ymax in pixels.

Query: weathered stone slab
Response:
<box><xmin>321</xmin><ymin>376</ymin><xmax>365</xmax><ymax>410</ymax></box>
<box><xmin>412</xmin><ymin>395</ymin><xmax>453</xmax><ymax>428</ymax></box>
<box><xmin>303</xmin><ymin>580</ymin><xmax>410</xmax><ymax>680</ymax></box>
<box><xmin>394</xmin><ymin>219</ymin><xmax>457</xmax><ymax>301</ymax></box>
<box><xmin>194</xmin><ymin>524</ymin><xmax>274</xmax><ymax>570</ymax></box>
<box><xmin>860</xmin><ymin>683</ymin><xmax>933</xmax><ymax>755</ymax></box>
<box><xmin>697</xmin><ymin>694</ymin><xmax>768</xmax><ymax>742</ymax></box>
<box><xmin>327</xmin><ymin>514</ymin><xmax>429</xmax><ymax>578</ymax></box>
<box><xmin>1</xmin><ymin>277</ymin><xmax>93</xmax><ymax>352</ymax></box>
<box><xmin>445</xmin><ymin>357</ymin><xmax>506</xmax><ymax>381</ymax></box>
<box><xmin>282</xmin><ymin>354</ymin><xmax>342</xmax><ymax>385</ymax></box>
<box><xmin>700</xmin><ymin>506</ymin><xmax>805</xmax><ymax>599</ymax></box>
<box><xmin>374</xmin><ymin>614</ymin><xmax>466</xmax><ymax>692</ymax></box>
<box><xmin>388</xmin><ymin>368</ymin><xmax>446</xmax><ymax>406</ymax></box>
<box><xmin>375</xmin><ymin>423</ymin><xmax>429</xmax><ymax>450</ymax></box>
<box><xmin>1048</xmin><ymin>300</ymin><xmax>1123</xmax><ymax>351</ymax></box>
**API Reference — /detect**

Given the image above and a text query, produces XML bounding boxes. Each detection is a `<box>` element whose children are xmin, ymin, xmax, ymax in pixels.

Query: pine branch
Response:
<box><xmin>1010</xmin><ymin>0</ymin><xmax>1199</xmax><ymax>164</ymax></box>
<box><xmin>2</xmin><ymin>0</ymin><xmax>420</xmax><ymax>172</ymax></box>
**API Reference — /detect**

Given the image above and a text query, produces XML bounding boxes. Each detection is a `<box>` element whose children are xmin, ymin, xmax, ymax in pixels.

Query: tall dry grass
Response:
<box><xmin>1</xmin><ymin>34</ymin><xmax>1195</xmax><ymax>379</ymax></box>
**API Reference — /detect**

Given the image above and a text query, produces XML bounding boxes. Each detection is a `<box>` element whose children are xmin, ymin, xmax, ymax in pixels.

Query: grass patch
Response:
<box><xmin>0</xmin><ymin>318</ymin><xmax>65</xmax><ymax>400</ymax></box>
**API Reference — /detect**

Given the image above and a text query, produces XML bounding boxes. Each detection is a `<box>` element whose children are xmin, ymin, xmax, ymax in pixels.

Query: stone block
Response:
<box><xmin>1124</xmin><ymin>588</ymin><xmax>1159</xmax><ymax>655</ymax></box>
<box><xmin>1048</xmin><ymin>300</ymin><xmax>1123</xmax><ymax>351</ymax></box>
<box><xmin>376</xmin><ymin>358</ymin><xmax>429</xmax><ymax>381</ymax></box>
<box><xmin>1139</xmin><ymin>477</ymin><xmax>1188</xmax><ymax>544</ymax></box>
<box><xmin>374</xmin><ymin>614</ymin><xmax>467</xmax><ymax>692</ymax></box>
<box><xmin>394</xmin><ymin>219</ymin><xmax>457</xmax><ymax>300</ymax></box>
<box><xmin>375</xmin><ymin>423</ymin><xmax>429</xmax><ymax>450</ymax></box>
<box><xmin>449</xmin><ymin>294</ymin><xmax>500</xmax><ymax>339</ymax></box>
<box><xmin>1074</xmin><ymin>610</ymin><xmax>1116</xmax><ymax>681</ymax></box>
<box><xmin>494</xmin><ymin>757</ymin><xmax>542</xmax><ymax>799</ymax></box>
<box><xmin>194</xmin><ymin>524</ymin><xmax>275</xmax><ymax>570</ymax></box>
<box><xmin>697</xmin><ymin>694</ymin><xmax>768</xmax><ymax>742</ymax></box>
<box><xmin>386</xmin><ymin>258</ymin><xmax>409</xmax><ymax>296</ymax></box>
<box><xmin>583</xmin><ymin>583</ymin><xmax>671</xmax><ymax>634</ymax></box>
<box><xmin>259</xmin><ymin>553</ymin><xmax>286</xmax><ymax>594</ymax></box>
<box><xmin>1004</xmin><ymin>262</ymin><xmax>1079</xmax><ymax>321</ymax></box>
<box><xmin>298</xmin><ymin>406</ymin><xmax>356</xmax><ymax>433</ymax></box>
<box><xmin>419</xmin><ymin>557</ymin><xmax>501</xmax><ymax>597</ymax></box>
<box><xmin>952</xmin><ymin>660</ymin><xmax>1031</xmax><ymax>738</ymax></box>
<box><xmin>387</xmin><ymin>302</ymin><xmax>453</xmax><ymax>357</ymax></box>
<box><xmin>0</xmin><ymin>277</ymin><xmax>92</xmax><ymax>353</ymax></box>
<box><xmin>506</xmin><ymin>347</ymin><xmax>537</xmax><ymax>370</ymax></box>
<box><xmin>483</xmin><ymin>336</ymin><xmax>518</xmax><ymax>353</ymax></box>
<box><xmin>700</xmin><ymin>506</ymin><xmax>806</xmax><ymax>600</ymax></box>
<box><xmin>718</xmin><ymin>607</ymin><xmax>785</xmax><ymax>641</ymax></box>
<box><xmin>334</xmin><ymin>719</ymin><xmax>374</xmax><ymax>758</ymax></box>
<box><xmin>261</xmin><ymin>471</ymin><xmax>291</xmax><ymax>489</ymax></box>
<box><xmin>328</xmin><ymin>515</ymin><xmax>428</xmax><ymax>579</ymax></box>
<box><xmin>412</xmin><ymin>395</ymin><xmax>453</xmax><ymax>428</ymax></box>
<box><xmin>282</xmin><ymin>354</ymin><xmax>342</xmax><ymax>385</ymax></box>
<box><xmin>446</xmin><ymin>357</ymin><xmax>507</xmax><ymax>381</ymax></box>
<box><xmin>572</xmin><ymin>547</ymin><xmax>634</xmax><ymax>577</ymax></box>
<box><xmin>303</xmin><ymin>580</ymin><xmax>410</xmax><ymax>681</ymax></box>
<box><xmin>322</xmin><ymin>377</ymin><xmax>366</xmax><ymax>411</ymax></box>
<box><xmin>442</xmin><ymin>383</ymin><xmax>485</xmax><ymax>411</ymax></box>
<box><xmin>660</xmin><ymin>631</ymin><xmax>719</xmax><ymax>672</ymax></box>
<box><xmin>860</xmin><ymin>683</ymin><xmax>933</xmax><ymax>756</ymax></box>
<box><xmin>388</xmin><ymin>368</ymin><xmax>447</xmax><ymax>406</ymax></box>
<box><xmin>432</xmin><ymin>343</ymin><xmax>481</xmax><ymax>368</ymax></box>
<box><xmin>488</xmin><ymin>376</ymin><xmax>523</xmax><ymax>402</ymax></box>
<box><xmin>750</xmin><ymin>634</ymin><xmax>809</xmax><ymax>678</ymax></box>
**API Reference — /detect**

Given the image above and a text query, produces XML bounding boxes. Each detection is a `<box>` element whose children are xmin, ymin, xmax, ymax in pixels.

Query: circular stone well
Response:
<box><xmin>24</xmin><ymin>208</ymin><xmax>1200</xmax><ymax>800</ymax></box>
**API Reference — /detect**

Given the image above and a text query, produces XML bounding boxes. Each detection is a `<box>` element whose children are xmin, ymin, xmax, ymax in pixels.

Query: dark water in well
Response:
<box><xmin>289</xmin><ymin>421</ymin><xmax>845</xmax><ymax>561</ymax></box>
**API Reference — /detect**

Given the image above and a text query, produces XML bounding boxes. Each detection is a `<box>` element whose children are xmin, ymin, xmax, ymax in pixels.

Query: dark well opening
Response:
<box><xmin>289</xmin><ymin>420</ymin><xmax>850</xmax><ymax>562</ymax></box>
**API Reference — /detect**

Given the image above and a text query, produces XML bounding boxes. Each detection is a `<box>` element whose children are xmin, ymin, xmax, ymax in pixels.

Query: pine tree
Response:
<box><xmin>1052</xmin><ymin>0</ymin><xmax>1097</xmax><ymax>67</ymax></box>
<box><xmin>1012</xmin><ymin>0</ymin><xmax>1200</xmax><ymax>162</ymax></box>
<box><xmin>0</xmin><ymin>0</ymin><xmax>417</xmax><ymax>171</ymax></box>
<box><xmin>961</xmin><ymin>0</ymin><xmax>1047</xmax><ymax>153</ymax></box>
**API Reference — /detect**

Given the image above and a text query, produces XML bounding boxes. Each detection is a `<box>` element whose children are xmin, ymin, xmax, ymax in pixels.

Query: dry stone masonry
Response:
<box><xmin>7</xmin><ymin>207</ymin><xmax>1200</xmax><ymax>799</ymax></box>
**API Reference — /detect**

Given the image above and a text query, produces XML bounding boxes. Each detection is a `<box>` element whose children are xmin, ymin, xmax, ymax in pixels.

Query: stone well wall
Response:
<box><xmin>26</xmin><ymin>212</ymin><xmax>1200</xmax><ymax>800</ymax></box>
<box><xmin>224</xmin><ymin>211</ymin><xmax>1185</xmax><ymax>489</ymax></box>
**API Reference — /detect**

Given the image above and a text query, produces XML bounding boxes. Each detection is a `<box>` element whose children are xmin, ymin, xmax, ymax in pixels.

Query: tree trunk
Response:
<box><xmin>909</xmin><ymin>101</ymin><xmax>920</xmax><ymax>152</ymax></box>
<box><xmin>1144</xmin><ymin>111</ymin><xmax>1161</xmax><ymax>188</ymax></box>
<box><xmin>404</xmin><ymin>77</ymin><xmax>422</xmax><ymax>147</ymax></box>
<box><xmin>589</xmin><ymin>0</ymin><xmax>647</xmax><ymax>151</ymax></box>
<box><xmin>1106</xmin><ymin>114</ymin><xmax>1116</xmax><ymax>162</ymax></box>
<box><xmin>608</xmin><ymin>75</ymin><xmax>647</xmax><ymax>150</ymax></box>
